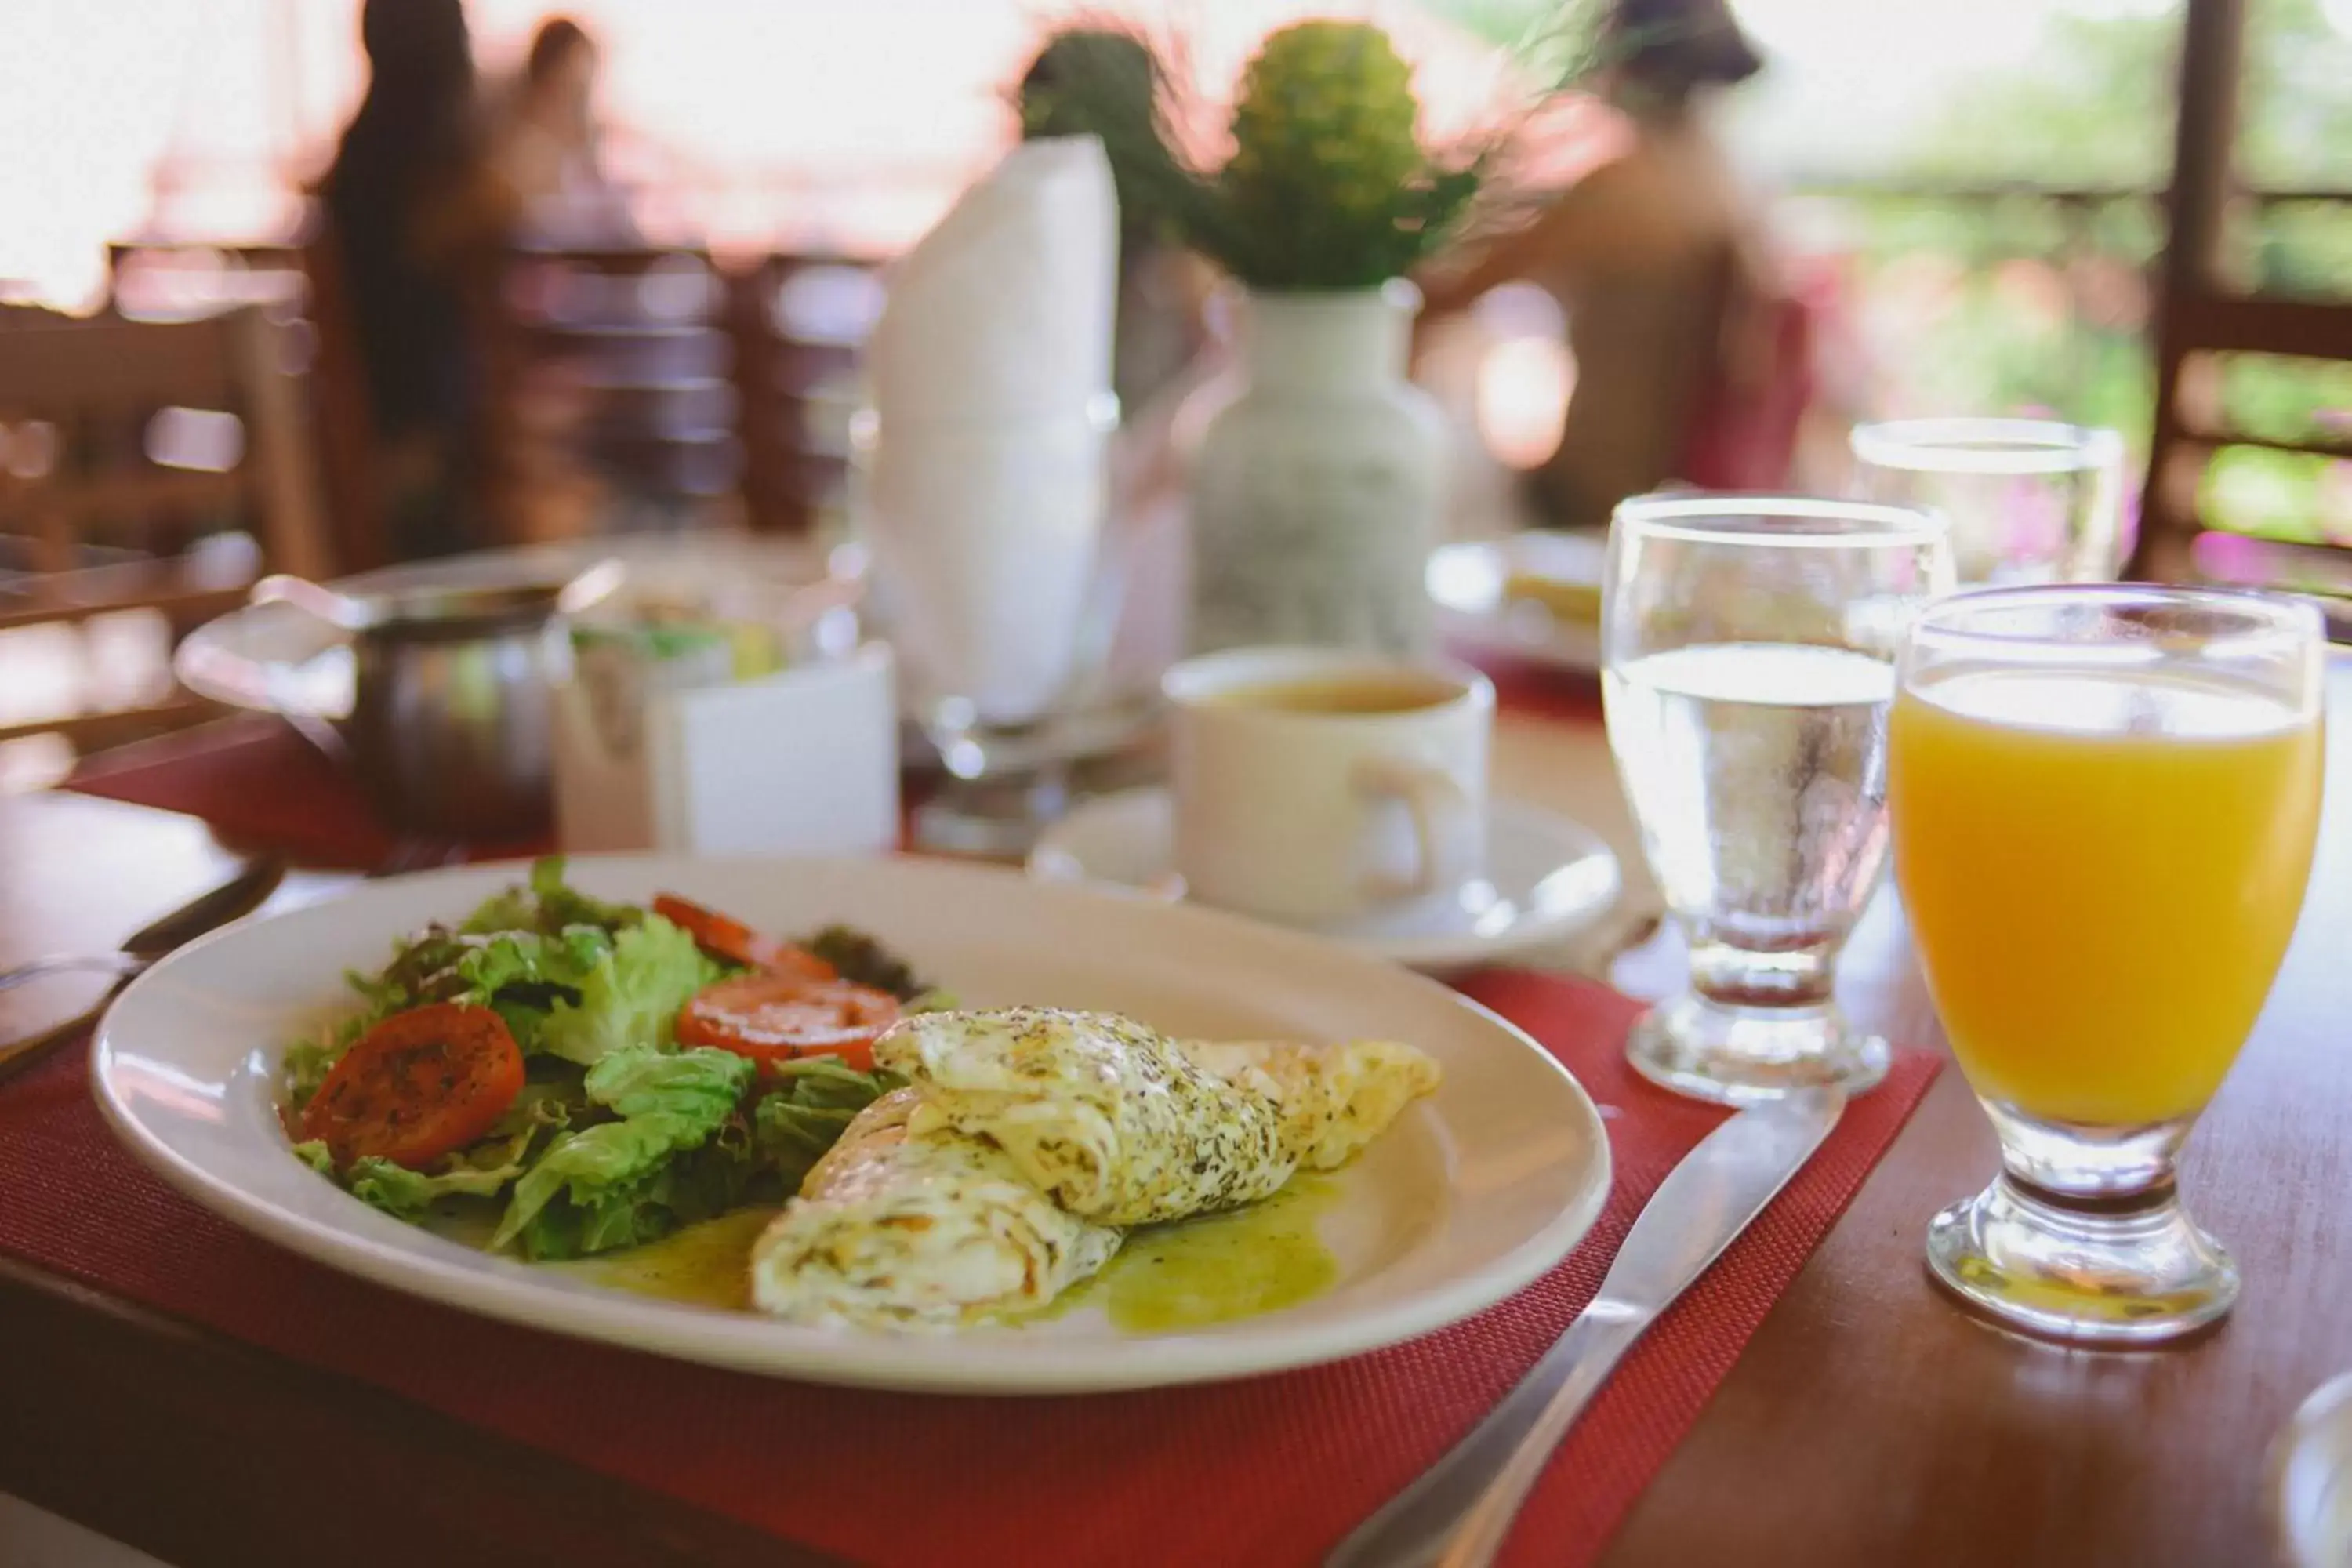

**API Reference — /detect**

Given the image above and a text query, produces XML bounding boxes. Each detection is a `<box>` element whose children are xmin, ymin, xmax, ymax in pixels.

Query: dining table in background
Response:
<box><xmin>0</xmin><ymin>654</ymin><xmax>2347</xmax><ymax>1568</ymax></box>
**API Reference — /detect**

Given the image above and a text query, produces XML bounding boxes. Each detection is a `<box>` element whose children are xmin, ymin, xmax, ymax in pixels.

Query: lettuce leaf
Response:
<box><xmin>490</xmin><ymin>1047</ymin><xmax>753</xmax><ymax>1258</ymax></box>
<box><xmin>492</xmin><ymin>1113</ymin><xmax>753</xmax><ymax>1259</ymax></box>
<box><xmin>584</xmin><ymin>1044</ymin><xmax>756</xmax><ymax>1120</ymax></box>
<box><xmin>461</xmin><ymin>855</ymin><xmax>642</xmax><ymax>938</ymax></box>
<box><xmin>347</xmin><ymin>1155</ymin><xmax>527</xmax><ymax>1220</ymax></box>
<box><xmin>493</xmin><ymin>1118</ymin><xmax>699</xmax><ymax>1253</ymax></box>
<box><xmin>297</xmin><ymin>1076</ymin><xmax>572</xmax><ymax>1219</ymax></box>
<box><xmin>519</xmin><ymin>1123</ymin><xmax>759</xmax><ymax>1258</ymax></box>
<box><xmin>283</xmin><ymin>1039</ymin><xmax>341</xmax><ymax>1112</ymax></box>
<box><xmin>501</xmin><ymin>1073</ymin><xmax>587</xmax><ymax>1134</ymax></box>
<box><xmin>452</xmin><ymin>926</ymin><xmax>615</xmax><ymax>1049</ymax></box>
<box><xmin>449</xmin><ymin>925</ymin><xmax>612</xmax><ymax>996</ymax></box>
<box><xmin>753</xmin><ymin>1058</ymin><xmax>900</xmax><ymax>1192</ymax></box>
<box><xmin>535</xmin><ymin>916</ymin><xmax>720</xmax><ymax>1065</ymax></box>
<box><xmin>290</xmin><ymin>924</ymin><xmax>618</xmax><ymax>1096</ymax></box>
<box><xmin>285</xmin><ymin>906</ymin><xmax>700</xmax><ymax>1131</ymax></box>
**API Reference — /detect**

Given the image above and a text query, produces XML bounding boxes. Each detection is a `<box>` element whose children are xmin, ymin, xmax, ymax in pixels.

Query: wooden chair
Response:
<box><xmin>109</xmin><ymin>223</ymin><xmax>391</xmax><ymax>574</ymax></box>
<box><xmin>2126</xmin><ymin>0</ymin><xmax>2352</xmax><ymax>635</ymax></box>
<box><xmin>296</xmin><ymin>222</ymin><xmax>393</xmax><ymax>572</ymax></box>
<box><xmin>0</xmin><ymin>305</ymin><xmax>331</xmax><ymax>755</ymax></box>
<box><xmin>482</xmin><ymin>244</ymin><xmax>740</xmax><ymax>542</ymax></box>
<box><xmin>728</xmin><ymin>252</ymin><xmax>886</xmax><ymax>535</ymax></box>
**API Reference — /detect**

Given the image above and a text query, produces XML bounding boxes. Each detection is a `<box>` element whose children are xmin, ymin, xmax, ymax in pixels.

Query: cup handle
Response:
<box><xmin>1351</xmin><ymin>757</ymin><xmax>1480</xmax><ymax>903</ymax></box>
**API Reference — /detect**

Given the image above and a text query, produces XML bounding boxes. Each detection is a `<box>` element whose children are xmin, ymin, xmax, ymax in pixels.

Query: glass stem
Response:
<box><xmin>1980</xmin><ymin>1099</ymin><xmax>2194</xmax><ymax>1205</ymax></box>
<box><xmin>1686</xmin><ymin>931</ymin><xmax>1841</xmax><ymax>1011</ymax></box>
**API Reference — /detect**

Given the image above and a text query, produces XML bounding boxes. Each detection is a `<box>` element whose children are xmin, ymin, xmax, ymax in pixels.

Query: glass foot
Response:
<box><xmin>1625</xmin><ymin>993</ymin><xmax>1889</xmax><ymax>1106</ymax></box>
<box><xmin>909</xmin><ymin>771</ymin><xmax>1073</xmax><ymax>858</ymax></box>
<box><xmin>1925</xmin><ymin>1174</ymin><xmax>2239</xmax><ymax>1346</ymax></box>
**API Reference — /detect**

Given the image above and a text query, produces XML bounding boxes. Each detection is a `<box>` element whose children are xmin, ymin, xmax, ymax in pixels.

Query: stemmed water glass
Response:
<box><xmin>1889</xmin><ymin>583</ymin><xmax>2326</xmax><ymax>1343</ymax></box>
<box><xmin>848</xmin><ymin>396</ymin><xmax>1142</xmax><ymax>854</ymax></box>
<box><xmin>1851</xmin><ymin>416</ymin><xmax>2124</xmax><ymax>586</ymax></box>
<box><xmin>1602</xmin><ymin>494</ymin><xmax>1955</xmax><ymax>1105</ymax></box>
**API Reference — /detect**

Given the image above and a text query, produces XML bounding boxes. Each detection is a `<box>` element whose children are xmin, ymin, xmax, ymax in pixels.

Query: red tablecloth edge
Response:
<box><xmin>0</xmin><ymin>972</ymin><xmax>1940</xmax><ymax>1568</ymax></box>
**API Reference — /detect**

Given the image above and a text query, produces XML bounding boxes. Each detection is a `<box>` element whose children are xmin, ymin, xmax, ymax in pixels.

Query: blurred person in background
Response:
<box><xmin>1417</xmin><ymin>0</ymin><xmax>1805</xmax><ymax>529</ymax></box>
<box><xmin>489</xmin><ymin>17</ymin><xmax>639</xmax><ymax>248</ymax></box>
<box><xmin>319</xmin><ymin>0</ymin><xmax>497</xmax><ymax>557</ymax></box>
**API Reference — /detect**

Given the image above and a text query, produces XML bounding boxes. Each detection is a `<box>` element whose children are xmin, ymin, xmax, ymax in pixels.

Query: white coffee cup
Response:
<box><xmin>1163</xmin><ymin>646</ymin><xmax>1492</xmax><ymax>926</ymax></box>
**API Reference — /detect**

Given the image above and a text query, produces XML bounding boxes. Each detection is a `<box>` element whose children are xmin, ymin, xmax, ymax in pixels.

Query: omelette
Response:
<box><xmin>755</xmin><ymin>1011</ymin><xmax>1443</xmax><ymax>1328</ymax></box>
<box><xmin>748</xmin><ymin>1088</ymin><xmax>1121</xmax><ymax>1330</ymax></box>
<box><xmin>874</xmin><ymin>1008</ymin><xmax>1298</xmax><ymax>1226</ymax></box>
<box><xmin>1174</xmin><ymin>1037</ymin><xmax>1443</xmax><ymax>1171</ymax></box>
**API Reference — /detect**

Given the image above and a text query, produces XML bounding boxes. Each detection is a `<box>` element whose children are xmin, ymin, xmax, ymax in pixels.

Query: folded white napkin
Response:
<box><xmin>867</xmin><ymin>135</ymin><xmax>1117</xmax><ymax>424</ymax></box>
<box><xmin>858</xmin><ymin>136</ymin><xmax>1120</xmax><ymax>725</ymax></box>
<box><xmin>864</xmin><ymin>408</ymin><xmax>1112</xmax><ymax>725</ymax></box>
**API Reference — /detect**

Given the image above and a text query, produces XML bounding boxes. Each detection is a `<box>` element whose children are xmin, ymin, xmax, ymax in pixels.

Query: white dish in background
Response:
<box><xmin>93</xmin><ymin>855</ymin><xmax>1610</xmax><ymax>1395</ymax></box>
<box><xmin>2274</xmin><ymin>1370</ymin><xmax>2352</xmax><ymax>1568</ymax></box>
<box><xmin>1029</xmin><ymin>787</ymin><xmax>1622</xmax><ymax>976</ymax></box>
<box><xmin>1427</xmin><ymin>531</ymin><xmax>1608</xmax><ymax>675</ymax></box>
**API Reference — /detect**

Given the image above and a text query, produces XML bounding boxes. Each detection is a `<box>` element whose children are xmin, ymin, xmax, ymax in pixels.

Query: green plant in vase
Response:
<box><xmin>1214</xmin><ymin>23</ymin><xmax>1475</xmax><ymax>290</ymax></box>
<box><xmin>1042</xmin><ymin>14</ymin><xmax>1602</xmax><ymax>653</ymax></box>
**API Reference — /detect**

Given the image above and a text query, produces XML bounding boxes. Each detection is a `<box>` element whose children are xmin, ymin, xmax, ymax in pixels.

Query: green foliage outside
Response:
<box><xmin>1419</xmin><ymin>0</ymin><xmax>2352</xmax><ymax>543</ymax></box>
<box><xmin>1022</xmin><ymin>13</ymin><xmax>1616</xmax><ymax>291</ymax></box>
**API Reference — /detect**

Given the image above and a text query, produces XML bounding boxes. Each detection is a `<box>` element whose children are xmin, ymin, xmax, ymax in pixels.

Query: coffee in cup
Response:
<box><xmin>1162</xmin><ymin>647</ymin><xmax>1493</xmax><ymax>926</ymax></box>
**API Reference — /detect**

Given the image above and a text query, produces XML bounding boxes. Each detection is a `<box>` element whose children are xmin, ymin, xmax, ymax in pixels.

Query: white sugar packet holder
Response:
<box><xmin>554</xmin><ymin>640</ymin><xmax>900</xmax><ymax>855</ymax></box>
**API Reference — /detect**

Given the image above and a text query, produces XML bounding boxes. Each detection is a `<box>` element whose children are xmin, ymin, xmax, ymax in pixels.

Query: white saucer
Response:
<box><xmin>1029</xmin><ymin>788</ymin><xmax>1622</xmax><ymax>974</ymax></box>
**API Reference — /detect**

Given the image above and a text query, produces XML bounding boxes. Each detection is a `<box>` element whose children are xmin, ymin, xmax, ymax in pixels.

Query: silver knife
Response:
<box><xmin>1325</xmin><ymin>1087</ymin><xmax>1846</xmax><ymax>1568</ymax></box>
<box><xmin>0</xmin><ymin>856</ymin><xmax>285</xmax><ymax>1080</ymax></box>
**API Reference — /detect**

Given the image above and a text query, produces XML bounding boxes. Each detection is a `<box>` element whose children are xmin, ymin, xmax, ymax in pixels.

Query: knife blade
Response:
<box><xmin>121</xmin><ymin>855</ymin><xmax>287</xmax><ymax>957</ymax></box>
<box><xmin>0</xmin><ymin>855</ymin><xmax>285</xmax><ymax>1081</ymax></box>
<box><xmin>1325</xmin><ymin>1086</ymin><xmax>1846</xmax><ymax>1568</ymax></box>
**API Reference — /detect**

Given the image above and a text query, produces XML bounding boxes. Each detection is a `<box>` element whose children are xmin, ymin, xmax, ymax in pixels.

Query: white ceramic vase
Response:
<box><xmin>1188</xmin><ymin>281</ymin><xmax>1446</xmax><ymax>655</ymax></box>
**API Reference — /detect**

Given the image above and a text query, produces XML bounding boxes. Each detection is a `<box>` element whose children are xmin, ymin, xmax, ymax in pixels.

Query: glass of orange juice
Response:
<box><xmin>1889</xmin><ymin>584</ymin><xmax>2327</xmax><ymax>1344</ymax></box>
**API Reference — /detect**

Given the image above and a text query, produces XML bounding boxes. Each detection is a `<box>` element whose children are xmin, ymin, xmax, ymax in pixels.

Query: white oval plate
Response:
<box><xmin>94</xmin><ymin>855</ymin><xmax>1610</xmax><ymax>1395</ymax></box>
<box><xmin>1029</xmin><ymin>787</ymin><xmax>1621</xmax><ymax>977</ymax></box>
<box><xmin>1427</xmin><ymin>532</ymin><xmax>1607</xmax><ymax>674</ymax></box>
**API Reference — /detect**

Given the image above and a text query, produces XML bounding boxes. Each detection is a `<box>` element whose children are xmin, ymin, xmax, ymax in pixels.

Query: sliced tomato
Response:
<box><xmin>298</xmin><ymin>1002</ymin><xmax>524</xmax><ymax>1171</ymax></box>
<box><xmin>652</xmin><ymin>893</ymin><xmax>835</xmax><ymax>979</ymax></box>
<box><xmin>675</xmin><ymin>974</ymin><xmax>900</xmax><ymax>1073</ymax></box>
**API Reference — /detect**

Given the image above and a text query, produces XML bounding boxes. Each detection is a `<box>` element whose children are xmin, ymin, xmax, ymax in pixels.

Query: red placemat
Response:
<box><xmin>68</xmin><ymin>715</ymin><xmax>547</xmax><ymax>869</ymax></box>
<box><xmin>0</xmin><ymin>973</ymin><xmax>1937</xmax><ymax>1568</ymax></box>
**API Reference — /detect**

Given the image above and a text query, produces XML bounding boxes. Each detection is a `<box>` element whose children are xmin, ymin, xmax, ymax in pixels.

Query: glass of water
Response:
<box><xmin>1850</xmin><ymin>417</ymin><xmax>2123</xmax><ymax>586</ymax></box>
<box><xmin>1602</xmin><ymin>494</ymin><xmax>1955</xmax><ymax>1104</ymax></box>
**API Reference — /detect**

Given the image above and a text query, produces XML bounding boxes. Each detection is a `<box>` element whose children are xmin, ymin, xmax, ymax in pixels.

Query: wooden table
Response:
<box><xmin>2</xmin><ymin>660</ymin><xmax>2346</xmax><ymax>1568</ymax></box>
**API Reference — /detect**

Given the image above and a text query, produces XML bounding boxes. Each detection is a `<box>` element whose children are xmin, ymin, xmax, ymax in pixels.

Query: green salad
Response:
<box><xmin>283</xmin><ymin>857</ymin><xmax>948</xmax><ymax>1261</ymax></box>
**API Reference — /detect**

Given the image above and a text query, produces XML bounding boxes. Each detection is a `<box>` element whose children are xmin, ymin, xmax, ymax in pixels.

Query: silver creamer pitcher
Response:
<box><xmin>253</xmin><ymin>562</ymin><xmax>619</xmax><ymax>840</ymax></box>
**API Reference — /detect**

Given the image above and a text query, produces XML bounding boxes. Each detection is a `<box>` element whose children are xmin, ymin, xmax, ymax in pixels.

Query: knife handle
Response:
<box><xmin>0</xmin><ymin>857</ymin><xmax>285</xmax><ymax>1084</ymax></box>
<box><xmin>0</xmin><ymin>953</ymin><xmax>148</xmax><ymax>993</ymax></box>
<box><xmin>1324</xmin><ymin>1302</ymin><xmax>1649</xmax><ymax>1568</ymax></box>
